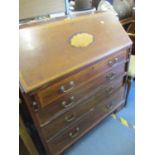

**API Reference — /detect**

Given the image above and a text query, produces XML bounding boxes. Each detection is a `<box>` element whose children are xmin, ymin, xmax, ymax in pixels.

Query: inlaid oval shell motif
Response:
<box><xmin>70</xmin><ymin>33</ymin><xmax>94</xmax><ymax>48</ymax></box>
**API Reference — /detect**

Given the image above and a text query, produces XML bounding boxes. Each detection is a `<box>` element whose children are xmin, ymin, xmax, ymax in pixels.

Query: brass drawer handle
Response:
<box><xmin>69</xmin><ymin>127</ymin><xmax>80</xmax><ymax>138</ymax></box>
<box><xmin>61</xmin><ymin>96</ymin><xmax>75</xmax><ymax>108</ymax></box>
<box><xmin>106</xmin><ymin>72</ymin><xmax>116</xmax><ymax>81</ymax></box>
<box><xmin>105</xmin><ymin>86</ymin><xmax>114</xmax><ymax>95</ymax></box>
<box><xmin>65</xmin><ymin>113</ymin><xmax>76</xmax><ymax>122</ymax></box>
<box><xmin>108</xmin><ymin>57</ymin><xmax>119</xmax><ymax>66</ymax></box>
<box><xmin>60</xmin><ymin>81</ymin><xmax>75</xmax><ymax>93</ymax></box>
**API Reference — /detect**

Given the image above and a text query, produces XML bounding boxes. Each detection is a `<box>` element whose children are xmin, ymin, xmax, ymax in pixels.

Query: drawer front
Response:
<box><xmin>41</xmin><ymin>77</ymin><xmax>124</xmax><ymax>140</ymax></box>
<box><xmin>35</xmin><ymin>63</ymin><xmax>126</xmax><ymax>126</ymax></box>
<box><xmin>92</xmin><ymin>86</ymin><xmax>125</xmax><ymax>120</ymax></box>
<box><xmin>35</xmin><ymin>50</ymin><xmax>128</xmax><ymax>108</ymax></box>
<box><xmin>47</xmin><ymin>87</ymin><xmax>125</xmax><ymax>155</ymax></box>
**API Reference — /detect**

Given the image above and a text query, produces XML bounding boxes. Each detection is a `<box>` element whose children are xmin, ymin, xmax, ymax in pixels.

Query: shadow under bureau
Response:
<box><xmin>19</xmin><ymin>12</ymin><xmax>132</xmax><ymax>155</ymax></box>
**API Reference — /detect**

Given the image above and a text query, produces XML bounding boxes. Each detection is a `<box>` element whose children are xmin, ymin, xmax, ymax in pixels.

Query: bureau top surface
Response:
<box><xmin>19</xmin><ymin>12</ymin><xmax>132</xmax><ymax>93</ymax></box>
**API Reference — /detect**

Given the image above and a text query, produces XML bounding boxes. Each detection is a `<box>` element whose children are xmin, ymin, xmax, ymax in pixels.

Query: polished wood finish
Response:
<box><xmin>20</xmin><ymin>13</ymin><xmax>132</xmax><ymax>155</ymax></box>
<box><xmin>19</xmin><ymin>12</ymin><xmax>131</xmax><ymax>93</ymax></box>
<box><xmin>36</xmin><ymin>71</ymin><xmax>125</xmax><ymax>126</ymax></box>
<box><xmin>47</xmin><ymin>87</ymin><xmax>125</xmax><ymax>155</ymax></box>
<box><xmin>35</xmin><ymin>49</ymin><xmax>128</xmax><ymax>108</ymax></box>
<box><xmin>41</xmin><ymin>77</ymin><xmax>124</xmax><ymax>140</ymax></box>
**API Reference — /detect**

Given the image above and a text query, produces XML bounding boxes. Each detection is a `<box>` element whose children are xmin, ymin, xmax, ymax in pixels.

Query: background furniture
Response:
<box><xmin>121</xmin><ymin>17</ymin><xmax>135</xmax><ymax>105</ymax></box>
<box><xmin>19</xmin><ymin>0</ymin><xmax>66</xmax><ymax>20</ymax></box>
<box><xmin>20</xmin><ymin>12</ymin><xmax>132</xmax><ymax>154</ymax></box>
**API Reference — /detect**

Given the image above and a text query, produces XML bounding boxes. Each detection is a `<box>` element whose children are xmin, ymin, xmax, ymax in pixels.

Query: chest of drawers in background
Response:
<box><xmin>19</xmin><ymin>12</ymin><xmax>132</xmax><ymax>155</ymax></box>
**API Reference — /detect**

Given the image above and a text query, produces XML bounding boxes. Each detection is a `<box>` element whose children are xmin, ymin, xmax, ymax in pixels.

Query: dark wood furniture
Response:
<box><xmin>20</xmin><ymin>12</ymin><xmax>132</xmax><ymax>155</ymax></box>
<box><xmin>121</xmin><ymin>17</ymin><xmax>135</xmax><ymax>105</ymax></box>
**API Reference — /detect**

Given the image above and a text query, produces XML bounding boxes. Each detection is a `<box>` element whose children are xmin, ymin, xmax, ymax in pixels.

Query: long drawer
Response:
<box><xmin>34</xmin><ymin>63</ymin><xmax>126</xmax><ymax>126</ymax></box>
<box><xmin>41</xmin><ymin>77</ymin><xmax>124</xmax><ymax>140</ymax></box>
<box><xmin>47</xmin><ymin>87</ymin><xmax>125</xmax><ymax>155</ymax></box>
<box><xmin>35</xmin><ymin>50</ymin><xmax>128</xmax><ymax>108</ymax></box>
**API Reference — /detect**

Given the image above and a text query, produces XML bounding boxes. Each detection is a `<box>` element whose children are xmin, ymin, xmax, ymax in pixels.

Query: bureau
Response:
<box><xmin>19</xmin><ymin>12</ymin><xmax>132</xmax><ymax>155</ymax></box>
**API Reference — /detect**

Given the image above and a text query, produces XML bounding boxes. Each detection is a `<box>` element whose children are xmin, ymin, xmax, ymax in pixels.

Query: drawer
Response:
<box><xmin>35</xmin><ymin>63</ymin><xmax>126</xmax><ymax>126</ymax></box>
<box><xmin>47</xmin><ymin>87</ymin><xmax>125</xmax><ymax>155</ymax></box>
<box><xmin>41</xmin><ymin>77</ymin><xmax>124</xmax><ymax>140</ymax></box>
<box><xmin>92</xmin><ymin>86</ymin><xmax>125</xmax><ymax>120</ymax></box>
<box><xmin>35</xmin><ymin>50</ymin><xmax>128</xmax><ymax>108</ymax></box>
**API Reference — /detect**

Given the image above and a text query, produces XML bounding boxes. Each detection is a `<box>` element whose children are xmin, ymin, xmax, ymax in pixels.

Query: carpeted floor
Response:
<box><xmin>65</xmin><ymin>82</ymin><xmax>135</xmax><ymax>155</ymax></box>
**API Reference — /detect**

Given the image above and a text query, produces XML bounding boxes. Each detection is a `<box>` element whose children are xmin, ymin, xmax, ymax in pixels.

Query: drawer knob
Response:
<box><xmin>69</xmin><ymin>127</ymin><xmax>80</xmax><ymax>138</ymax></box>
<box><xmin>32</xmin><ymin>101</ymin><xmax>39</xmax><ymax>111</ymax></box>
<box><xmin>61</xmin><ymin>96</ymin><xmax>75</xmax><ymax>108</ymax></box>
<box><xmin>65</xmin><ymin>113</ymin><xmax>76</xmax><ymax>122</ymax></box>
<box><xmin>106</xmin><ymin>72</ymin><xmax>116</xmax><ymax>81</ymax></box>
<box><xmin>60</xmin><ymin>81</ymin><xmax>75</xmax><ymax>93</ymax></box>
<box><xmin>108</xmin><ymin>57</ymin><xmax>119</xmax><ymax>66</ymax></box>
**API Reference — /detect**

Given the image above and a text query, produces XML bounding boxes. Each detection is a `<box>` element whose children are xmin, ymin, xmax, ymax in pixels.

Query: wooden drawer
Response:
<box><xmin>41</xmin><ymin>77</ymin><xmax>124</xmax><ymax>141</ymax></box>
<box><xmin>35</xmin><ymin>50</ymin><xmax>128</xmax><ymax>108</ymax></box>
<box><xmin>92</xmin><ymin>86</ymin><xmax>125</xmax><ymax>120</ymax></box>
<box><xmin>47</xmin><ymin>87</ymin><xmax>125</xmax><ymax>155</ymax></box>
<box><xmin>19</xmin><ymin>12</ymin><xmax>132</xmax><ymax>155</ymax></box>
<box><xmin>35</xmin><ymin>63</ymin><xmax>126</xmax><ymax>126</ymax></box>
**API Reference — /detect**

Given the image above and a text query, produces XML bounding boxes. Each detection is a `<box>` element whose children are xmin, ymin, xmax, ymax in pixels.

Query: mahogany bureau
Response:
<box><xmin>19</xmin><ymin>12</ymin><xmax>132</xmax><ymax>155</ymax></box>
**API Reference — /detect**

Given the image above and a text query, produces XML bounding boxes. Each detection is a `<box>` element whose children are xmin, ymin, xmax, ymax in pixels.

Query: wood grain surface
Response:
<box><xmin>19</xmin><ymin>12</ymin><xmax>132</xmax><ymax>155</ymax></box>
<box><xmin>19</xmin><ymin>12</ymin><xmax>132</xmax><ymax>93</ymax></box>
